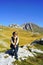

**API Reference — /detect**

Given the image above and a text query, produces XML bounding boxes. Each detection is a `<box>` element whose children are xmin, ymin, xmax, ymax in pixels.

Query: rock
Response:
<box><xmin>0</xmin><ymin>46</ymin><xmax>43</xmax><ymax>65</ymax></box>
<box><xmin>31</xmin><ymin>38</ymin><xmax>43</xmax><ymax>45</ymax></box>
<box><xmin>9</xmin><ymin>24</ymin><xmax>21</xmax><ymax>28</ymax></box>
<box><xmin>31</xmin><ymin>48</ymin><xmax>43</xmax><ymax>53</ymax></box>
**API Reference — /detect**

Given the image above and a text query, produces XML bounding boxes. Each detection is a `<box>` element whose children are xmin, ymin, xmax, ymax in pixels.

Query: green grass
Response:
<box><xmin>34</xmin><ymin>44</ymin><xmax>43</xmax><ymax>51</ymax></box>
<box><xmin>12</xmin><ymin>53</ymin><xmax>43</xmax><ymax>65</ymax></box>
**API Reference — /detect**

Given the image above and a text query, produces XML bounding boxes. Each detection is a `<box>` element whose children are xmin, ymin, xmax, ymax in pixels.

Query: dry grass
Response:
<box><xmin>0</xmin><ymin>26</ymin><xmax>43</xmax><ymax>51</ymax></box>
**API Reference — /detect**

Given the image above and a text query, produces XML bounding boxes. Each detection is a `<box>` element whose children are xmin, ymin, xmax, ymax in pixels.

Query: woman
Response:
<box><xmin>10</xmin><ymin>31</ymin><xmax>19</xmax><ymax>60</ymax></box>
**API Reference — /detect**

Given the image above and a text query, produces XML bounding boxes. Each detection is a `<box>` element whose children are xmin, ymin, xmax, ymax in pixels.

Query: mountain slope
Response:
<box><xmin>21</xmin><ymin>23</ymin><xmax>43</xmax><ymax>33</ymax></box>
<box><xmin>9</xmin><ymin>23</ymin><xmax>43</xmax><ymax>33</ymax></box>
<box><xmin>0</xmin><ymin>25</ymin><xmax>43</xmax><ymax>51</ymax></box>
<box><xmin>0</xmin><ymin>25</ymin><xmax>43</xmax><ymax>65</ymax></box>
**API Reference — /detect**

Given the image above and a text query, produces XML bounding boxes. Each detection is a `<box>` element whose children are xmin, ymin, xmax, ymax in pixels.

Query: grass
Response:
<box><xmin>34</xmin><ymin>44</ymin><xmax>43</xmax><ymax>51</ymax></box>
<box><xmin>12</xmin><ymin>53</ymin><xmax>43</xmax><ymax>65</ymax></box>
<box><xmin>0</xmin><ymin>26</ymin><xmax>43</xmax><ymax>65</ymax></box>
<box><xmin>0</xmin><ymin>26</ymin><xmax>43</xmax><ymax>51</ymax></box>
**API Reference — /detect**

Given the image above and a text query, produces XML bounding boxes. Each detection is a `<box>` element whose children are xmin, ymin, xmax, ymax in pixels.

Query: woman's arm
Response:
<box><xmin>16</xmin><ymin>37</ymin><xmax>19</xmax><ymax>45</ymax></box>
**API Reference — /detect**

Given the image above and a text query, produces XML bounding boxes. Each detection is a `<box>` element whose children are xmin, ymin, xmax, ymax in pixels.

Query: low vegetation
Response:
<box><xmin>0</xmin><ymin>26</ymin><xmax>43</xmax><ymax>52</ymax></box>
<box><xmin>13</xmin><ymin>53</ymin><xmax>43</xmax><ymax>65</ymax></box>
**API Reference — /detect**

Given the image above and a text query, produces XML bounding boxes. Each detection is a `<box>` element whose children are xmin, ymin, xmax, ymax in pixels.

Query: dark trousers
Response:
<box><xmin>11</xmin><ymin>45</ymin><xmax>18</xmax><ymax>60</ymax></box>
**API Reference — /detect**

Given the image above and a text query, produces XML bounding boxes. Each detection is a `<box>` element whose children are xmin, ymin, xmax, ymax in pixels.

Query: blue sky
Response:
<box><xmin>0</xmin><ymin>0</ymin><xmax>43</xmax><ymax>27</ymax></box>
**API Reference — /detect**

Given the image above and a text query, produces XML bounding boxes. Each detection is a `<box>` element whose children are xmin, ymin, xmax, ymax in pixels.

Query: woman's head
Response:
<box><xmin>12</xmin><ymin>31</ymin><xmax>18</xmax><ymax>37</ymax></box>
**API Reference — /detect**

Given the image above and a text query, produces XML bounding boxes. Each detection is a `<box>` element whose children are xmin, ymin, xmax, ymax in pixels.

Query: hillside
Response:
<box><xmin>0</xmin><ymin>25</ymin><xmax>43</xmax><ymax>65</ymax></box>
<box><xmin>0</xmin><ymin>25</ymin><xmax>43</xmax><ymax>52</ymax></box>
<box><xmin>21</xmin><ymin>23</ymin><xmax>43</xmax><ymax>33</ymax></box>
<box><xmin>9</xmin><ymin>23</ymin><xmax>43</xmax><ymax>33</ymax></box>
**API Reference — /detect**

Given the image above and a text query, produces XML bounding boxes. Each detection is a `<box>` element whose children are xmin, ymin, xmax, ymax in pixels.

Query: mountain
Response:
<box><xmin>9</xmin><ymin>24</ymin><xmax>22</xmax><ymax>29</ymax></box>
<box><xmin>0</xmin><ymin>25</ymin><xmax>43</xmax><ymax>52</ymax></box>
<box><xmin>9</xmin><ymin>23</ymin><xmax>43</xmax><ymax>33</ymax></box>
<box><xmin>21</xmin><ymin>23</ymin><xmax>43</xmax><ymax>33</ymax></box>
<box><xmin>0</xmin><ymin>24</ymin><xmax>43</xmax><ymax>65</ymax></box>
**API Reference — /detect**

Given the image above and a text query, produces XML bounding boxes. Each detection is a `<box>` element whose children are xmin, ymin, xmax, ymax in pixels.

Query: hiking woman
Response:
<box><xmin>10</xmin><ymin>31</ymin><xmax>19</xmax><ymax>60</ymax></box>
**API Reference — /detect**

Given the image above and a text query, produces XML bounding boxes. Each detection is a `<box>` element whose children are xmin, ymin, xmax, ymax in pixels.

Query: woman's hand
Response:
<box><xmin>15</xmin><ymin>45</ymin><xmax>16</xmax><ymax>48</ymax></box>
<box><xmin>14</xmin><ymin>45</ymin><xmax>16</xmax><ymax>48</ymax></box>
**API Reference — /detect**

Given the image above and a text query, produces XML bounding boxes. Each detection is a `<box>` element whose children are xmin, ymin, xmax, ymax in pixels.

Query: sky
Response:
<box><xmin>0</xmin><ymin>0</ymin><xmax>43</xmax><ymax>27</ymax></box>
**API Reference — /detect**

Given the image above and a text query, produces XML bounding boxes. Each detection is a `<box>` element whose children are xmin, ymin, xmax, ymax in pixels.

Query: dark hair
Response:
<box><xmin>12</xmin><ymin>31</ymin><xmax>17</xmax><ymax>36</ymax></box>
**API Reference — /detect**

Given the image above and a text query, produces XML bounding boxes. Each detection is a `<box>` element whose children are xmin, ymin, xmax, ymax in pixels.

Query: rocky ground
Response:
<box><xmin>0</xmin><ymin>45</ymin><xmax>43</xmax><ymax>65</ymax></box>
